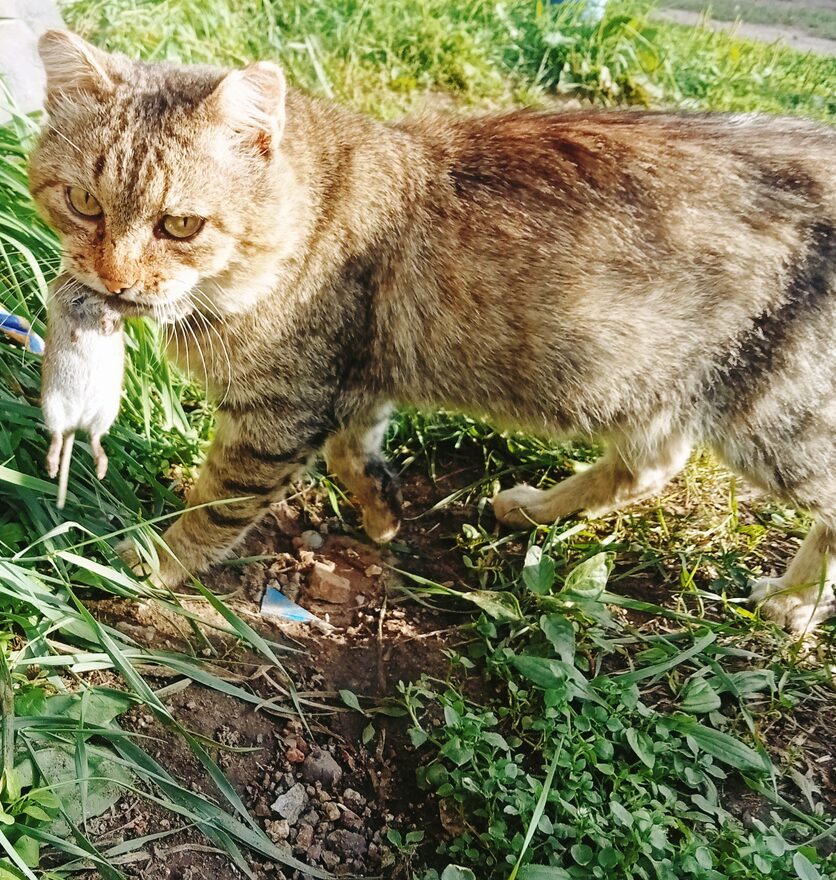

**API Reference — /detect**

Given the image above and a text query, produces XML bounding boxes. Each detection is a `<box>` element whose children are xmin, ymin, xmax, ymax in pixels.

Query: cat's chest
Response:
<box><xmin>168</xmin><ymin>312</ymin><xmax>310</xmax><ymax>405</ymax></box>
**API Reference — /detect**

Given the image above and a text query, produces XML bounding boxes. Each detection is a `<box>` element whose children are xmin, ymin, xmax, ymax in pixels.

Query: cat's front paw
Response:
<box><xmin>116</xmin><ymin>537</ymin><xmax>189</xmax><ymax>590</ymax></box>
<box><xmin>362</xmin><ymin>507</ymin><xmax>400</xmax><ymax>544</ymax></box>
<box><xmin>749</xmin><ymin>576</ymin><xmax>836</xmax><ymax>633</ymax></box>
<box><xmin>492</xmin><ymin>484</ymin><xmax>550</xmax><ymax>528</ymax></box>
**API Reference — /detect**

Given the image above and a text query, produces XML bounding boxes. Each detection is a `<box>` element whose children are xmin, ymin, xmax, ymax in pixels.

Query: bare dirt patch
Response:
<box><xmin>657</xmin><ymin>5</ymin><xmax>836</xmax><ymax>56</ymax></box>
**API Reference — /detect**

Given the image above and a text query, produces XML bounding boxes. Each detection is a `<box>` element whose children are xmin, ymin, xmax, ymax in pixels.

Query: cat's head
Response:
<box><xmin>29</xmin><ymin>31</ymin><xmax>290</xmax><ymax>321</ymax></box>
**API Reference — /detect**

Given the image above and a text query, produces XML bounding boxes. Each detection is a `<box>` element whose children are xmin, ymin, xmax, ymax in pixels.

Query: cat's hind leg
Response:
<box><xmin>324</xmin><ymin>406</ymin><xmax>402</xmax><ymax>543</ymax></box>
<box><xmin>749</xmin><ymin>520</ymin><xmax>836</xmax><ymax>632</ymax></box>
<box><xmin>493</xmin><ymin>427</ymin><xmax>691</xmax><ymax>528</ymax></box>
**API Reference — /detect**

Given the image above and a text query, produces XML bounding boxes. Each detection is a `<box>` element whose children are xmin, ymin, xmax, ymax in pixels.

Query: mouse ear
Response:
<box><xmin>38</xmin><ymin>30</ymin><xmax>119</xmax><ymax>106</ymax></box>
<box><xmin>206</xmin><ymin>61</ymin><xmax>287</xmax><ymax>156</ymax></box>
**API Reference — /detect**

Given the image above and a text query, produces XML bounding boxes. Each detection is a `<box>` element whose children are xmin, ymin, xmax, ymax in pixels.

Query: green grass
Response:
<box><xmin>0</xmin><ymin>1</ymin><xmax>834</xmax><ymax>878</ymax></box>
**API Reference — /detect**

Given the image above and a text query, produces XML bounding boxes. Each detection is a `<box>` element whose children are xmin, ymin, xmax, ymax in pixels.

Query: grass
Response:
<box><xmin>0</xmin><ymin>0</ymin><xmax>834</xmax><ymax>878</ymax></box>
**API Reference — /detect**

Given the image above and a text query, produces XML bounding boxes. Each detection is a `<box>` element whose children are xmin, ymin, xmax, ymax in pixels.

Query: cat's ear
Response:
<box><xmin>208</xmin><ymin>61</ymin><xmax>287</xmax><ymax>156</ymax></box>
<box><xmin>38</xmin><ymin>31</ymin><xmax>118</xmax><ymax>104</ymax></box>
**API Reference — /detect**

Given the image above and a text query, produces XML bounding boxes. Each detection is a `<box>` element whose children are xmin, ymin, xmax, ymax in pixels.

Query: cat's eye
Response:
<box><xmin>67</xmin><ymin>186</ymin><xmax>102</xmax><ymax>218</ymax></box>
<box><xmin>160</xmin><ymin>214</ymin><xmax>204</xmax><ymax>240</ymax></box>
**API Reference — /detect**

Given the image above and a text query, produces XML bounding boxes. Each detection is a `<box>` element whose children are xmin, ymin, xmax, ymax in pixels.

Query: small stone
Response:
<box><xmin>309</xmin><ymin>843</ymin><xmax>322</xmax><ymax>862</ymax></box>
<box><xmin>254</xmin><ymin>801</ymin><xmax>271</xmax><ymax>818</ymax></box>
<box><xmin>286</xmin><ymin>747</ymin><xmax>305</xmax><ymax>764</ymax></box>
<box><xmin>295</xmin><ymin>823</ymin><xmax>314</xmax><ymax>851</ymax></box>
<box><xmin>302</xmin><ymin>750</ymin><xmax>344</xmax><ymax>790</ymax></box>
<box><xmin>354</xmin><ymin>594</ymin><xmax>367</xmax><ymax>606</ymax></box>
<box><xmin>266</xmin><ymin>819</ymin><xmax>290</xmax><ymax>842</ymax></box>
<box><xmin>271</xmin><ymin>783</ymin><xmax>308</xmax><ymax>825</ymax></box>
<box><xmin>364</xmin><ymin>564</ymin><xmax>383</xmax><ymax>577</ymax></box>
<box><xmin>322</xmin><ymin>851</ymin><xmax>340</xmax><ymax>869</ymax></box>
<box><xmin>340</xmin><ymin>808</ymin><xmax>362</xmax><ymax>830</ymax></box>
<box><xmin>307</xmin><ymin>562</ymin><xmax>351</xmax><ymax>604</ymax></box>
<box><xmin>324</xmin><ymin>802</ymin><xmax>341</xmax><ymax>822</ymax></box>
<box><xmin>301</xmin><ymin>529</ymin><xmax>324</xmax><ymax>550</ymax></box>
<box><xmin>327</xmin><ymin>829</ymin><xmax>367</xmax><ymax>859</ymax></box>
<box><xmin>342</xmin><ymin>788</ymin><xmax>366</xmax><ymax>807</ymax></box>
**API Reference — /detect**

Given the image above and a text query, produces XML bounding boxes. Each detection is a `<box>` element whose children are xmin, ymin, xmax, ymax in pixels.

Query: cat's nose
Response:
<box><xmin>101</xmin><ymin>277</ymin><xmax>136</xmax><ymax>296</ymax></box>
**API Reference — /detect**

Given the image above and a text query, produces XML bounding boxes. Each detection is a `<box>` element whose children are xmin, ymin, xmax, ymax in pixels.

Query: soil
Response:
<box><xmin>76</xmin><ymin>446</ymin><xmax>494</xmax><ymax>880</ymax></box>
<box><xmin>657</xmin><ymin>3</ymin><xmax>836</xmax><ymax>56</ymax></box>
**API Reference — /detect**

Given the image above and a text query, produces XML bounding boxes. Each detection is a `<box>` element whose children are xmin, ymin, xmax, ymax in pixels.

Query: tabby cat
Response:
<box><xmin>29</xmin><ymin>31</ymin><xmax>836</xmax><ymax>631</ymax></box>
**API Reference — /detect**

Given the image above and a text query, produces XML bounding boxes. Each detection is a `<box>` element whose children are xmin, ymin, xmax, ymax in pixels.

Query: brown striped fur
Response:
<box><xmin>29</xmin><ymin>31</ymin><xmax>836</xmax><ymax>631</ymax></box>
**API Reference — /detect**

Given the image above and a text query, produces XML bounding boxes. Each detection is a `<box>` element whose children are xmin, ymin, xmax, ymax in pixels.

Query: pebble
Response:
<box><xmin>271</xmin><ymin>783</ymin><xmax>308</xmax><ymax>825</ymax></box>
<box><xmin>307</xmin><ymin>562</ymin><xmax>352</xmax><ymax>604</ymax></box>
<box><xmin>322</xmin><ymin>851</ymin><xmax>340</xmax><ymax>870</ymax></box>
<box><xmin>324</xmin><ymin>802</ymin><xmax>341</xmax><ymax>822</ymax></box>
<box><xmin>340</xmin><ymin>808</ymin><xmax>362</xmax><ymax>831</ymax></box>
<box><xmin>265</xmin><ymin>819</ymin><xmax>290</xmax><ymax>842</ymax></box>
<box><xmin>364</xmin><ymin>564</ymin><xmax>383</xmax><ymax>577</ymax></box>
<box><xmin>342</xmin><ymin>787</ymin><xmax>366</xmax><ymax>807</ymax></box>
<box><xmin>295</xmin><ymin>822</ymin><xmax>314</xmax><ymax>850</ymax></box>
<box><xmin>286</xmin><ymin>747</ymin><xmax>305</xmax><ymax>764</ymax></box>
<box><xmin>327</xmin><ymin>829</ymin><xmax>368</xmax><ymax>858</ymax></box>
<box><xmin>302</xmin><ymin>750</ymin><xmax>344</xmax><ymax>789</ymax></box>
<box><xmin>300</xmin><ymin>529</ymin><xmax>324</xmax><ymax>550</ymax></box>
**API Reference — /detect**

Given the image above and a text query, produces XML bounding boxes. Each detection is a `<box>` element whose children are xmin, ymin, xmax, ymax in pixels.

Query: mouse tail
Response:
<box><xmin>56</xmin><ymin>432</ymin><xmax>75</xmax><ymax>510</ymax></box>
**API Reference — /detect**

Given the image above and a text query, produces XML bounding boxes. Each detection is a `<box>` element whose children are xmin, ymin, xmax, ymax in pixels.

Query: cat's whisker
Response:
<box><xmin>190</xmin><ymin>285</ymin><xmax>224</xmax><ymax>322</ymax></box>
<box><xmin>182</xmin><ymin>314</ymin><xmax>211</xmax><ymax>396</ymax></box>
<box><xmin>190</xmin><ymin>288</ymin><xmax>234</xmax><ymax>402</ymax></box>
<box><xmin>192</xmin><ymin>306</ymin><xmax>233</xmax><ymax>407</ymax></box>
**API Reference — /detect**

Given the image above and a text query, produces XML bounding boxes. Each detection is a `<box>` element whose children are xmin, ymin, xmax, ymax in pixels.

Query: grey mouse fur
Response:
<box><xmin>41</xmin><ymin>275</ymin><xmax>125</xmax><ymax>509</ymax></box>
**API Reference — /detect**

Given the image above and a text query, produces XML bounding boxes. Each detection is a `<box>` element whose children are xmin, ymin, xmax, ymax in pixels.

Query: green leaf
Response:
<box><xmin>511</xmin><ymin>656</ymin><xmax>566</xmax><ymax>689</ymax></box>
<box><xmin>461</xmin><ymin>590</ymin><xmax>522</xmax><ymax>622</ymax></box>
<box><xmin>409</xmin><ymin>729</ymin><xmax>428</xmax><ymax>748</ymax></box>
<box><xmin>519</xmin><ymin>868</ymin><xmax>571</xmax><ymax>880</ymax></box>
<box><xmin>12</xmin><ymin>688</ymin><xmax>46</xmax><ymax>718</ymax></box>
<box><xmin>666</xmin><ymin>717</ymin><xmax>771</xmax><ymax>774</ymax></box>
<box><xmin>571</xmin><ymin>843</ymin><xmax>593</xmax><ymax>866</ymax></box>
<box><xmin>793</xmin><ymin>852</ymin><xmax>821</xmax><ymax>880</ymax></box>
<box><xmin>441</xmin><ymin>868</ymin><xmax>477</xmax><ymax>880</ymax></box>
<box><xmin>626</xmin><ymin>728</ymin><xmax>655</xmax><ymax>769</ymax></box>
<box><xmin>12</xmin><ymin>836</ymin><xmax>38</xmax><ymax>869</ymax></box>
<box><xmin>37</xmin><ymin>690</ymin><xmax>134</xmax><ymax>727</ymax></box>
<box><xmin>540</xmin><ymin>615</ymin><xmax>575</xmax><ymax>663</ymax></box>
<box><xmin>523</xmin><ymin>545</ymin><xmax>556</xmax><ymax>595</ymax></box>
<box><xmin>339</xmin><ymin>689</ymin><xmax>364</xmax><ymax>714</ymax></box>
<box><xmin>439</xmin><ymin>738</ymin><xmax>473</xmax><ymax>767</ymax></box>
<box><xmin>680</xmin><ymin>677</ymin><xmax>722</xmax><ymax>714</ymax></box>
<box><xmin>561</xmin><ymin>553</ymin><xmax>610</xmax><ymax>597</ymax></box>
<box><xmin>14</xmin><ymin>745</ymin><xmax>132</xmax><ymax>828</ymax></box>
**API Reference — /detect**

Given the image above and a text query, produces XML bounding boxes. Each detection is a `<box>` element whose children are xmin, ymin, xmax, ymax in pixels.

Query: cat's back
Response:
<box><xmin>406</xmin><ymin>110</ymin><xmax>836</xmax><ymax>227</ymax></box>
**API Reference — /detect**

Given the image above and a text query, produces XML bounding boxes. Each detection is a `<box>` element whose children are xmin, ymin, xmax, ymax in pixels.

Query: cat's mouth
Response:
<box><xmin>93</xmin><ymin>291</ymin><xmax>195</xmax><ymax>324</ymax></box>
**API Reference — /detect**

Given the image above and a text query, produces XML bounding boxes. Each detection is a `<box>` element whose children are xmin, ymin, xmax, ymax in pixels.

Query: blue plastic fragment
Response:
<box><xmin>261</xmin><ymin>586</ymin><xmax>332</xmax><ymax>631</ymax></box>
<box><xmin>0</xmin><ymin>310</ymin><xmax>45</xmax><ymax>355</ymax></box>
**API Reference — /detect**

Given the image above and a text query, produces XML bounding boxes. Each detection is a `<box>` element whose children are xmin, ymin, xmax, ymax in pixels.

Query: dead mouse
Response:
<box><xmin>41</xmin><ymin>275</ymin><xmax>126</xmax><ymax>509</ymax></box>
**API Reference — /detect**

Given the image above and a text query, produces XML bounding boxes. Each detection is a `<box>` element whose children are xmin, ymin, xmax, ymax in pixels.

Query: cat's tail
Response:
<box><xmin>56</xmin><ymin>432</ymin><xmax>75</xmax><ymax>510</ymax></box>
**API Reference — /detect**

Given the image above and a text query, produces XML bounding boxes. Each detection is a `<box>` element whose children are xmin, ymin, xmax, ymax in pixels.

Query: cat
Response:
<box><xmin>29</xmin><ymin>30</ymin><xmax>836</xmax><ymax>631</ymax></box>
